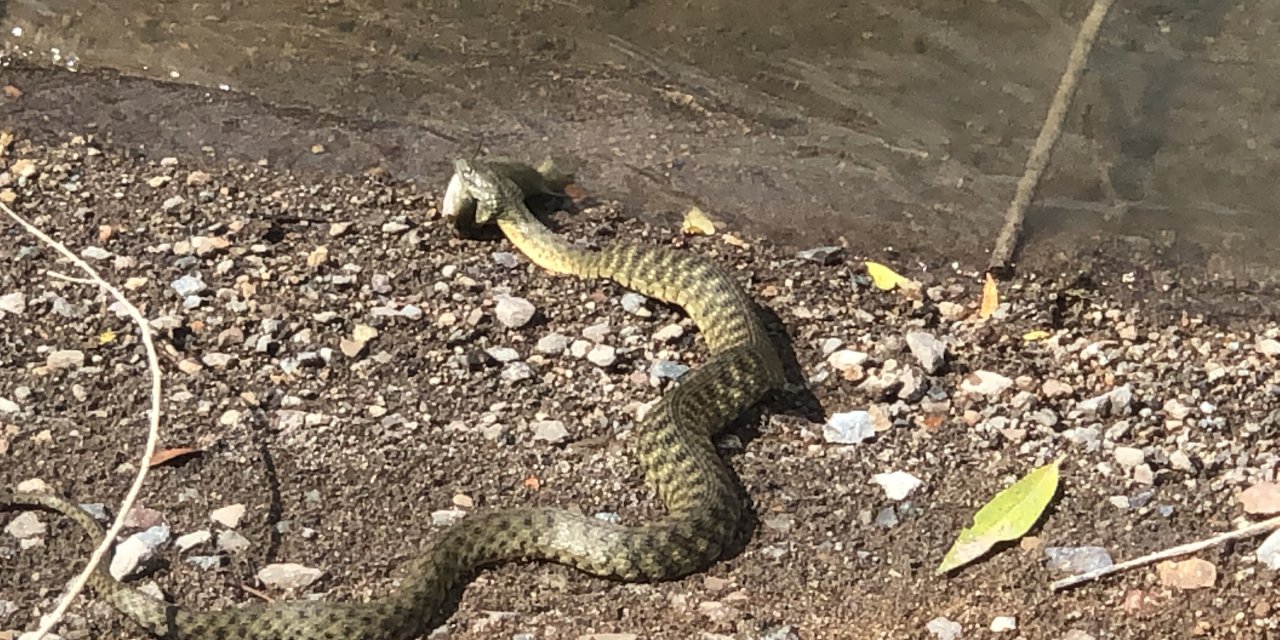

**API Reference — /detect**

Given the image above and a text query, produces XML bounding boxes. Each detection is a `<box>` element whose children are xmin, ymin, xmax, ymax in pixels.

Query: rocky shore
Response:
<box><xmin>1</xmin><ymin>131</ymin><xmax>1278</xmax><ymax>639</ymax></box>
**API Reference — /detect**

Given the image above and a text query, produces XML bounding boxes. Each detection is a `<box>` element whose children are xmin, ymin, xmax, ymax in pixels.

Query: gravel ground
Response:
<box><xmin>0</xmin><ymin>134</ymin><xmax>1278</xmax><ymax>640</ymax></box>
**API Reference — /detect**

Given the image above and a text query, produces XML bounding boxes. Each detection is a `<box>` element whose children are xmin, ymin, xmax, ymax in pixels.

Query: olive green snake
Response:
<box><xmin>2</xmin><ymin>158</ymin><xmax>785</xmax><ymax>638</ymax></box>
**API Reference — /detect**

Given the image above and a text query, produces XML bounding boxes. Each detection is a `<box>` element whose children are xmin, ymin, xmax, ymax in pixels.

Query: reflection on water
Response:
<box><xmin>1</xmin><ymin>0</ymin><xmax>1277</xmax><ymax>280</ymax></box>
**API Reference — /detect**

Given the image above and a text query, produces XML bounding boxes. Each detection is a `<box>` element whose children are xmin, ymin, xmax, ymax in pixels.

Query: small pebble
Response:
<box><xmin>494</xmin><ymin>296</ymin><xmax>536</xmax><ymax>329</ymax></box>
<box><xmin>1157</xmin><ymin>558</ymin><xmax>1217</xmax><ymax>590</ymax></box>
<box><xmin>5</xmin><ymin>511</ymin><xmax>45</xmax><ymax>539</ymax></box>
<box><xmin>871</xmin><ymin>471</ymin><xmax>922</xmax><ymax>501</ymax></box>
<box><xmin>80</xmin><ymin>246</ymin><xmax>112</xmax><ymax>260</ymax></box>
<box><xmin>175</xmin><ymin>530</ymin><xmax>212</xmax><ymax>551</ymax></box>
<box><xmin>569</xmin><ymin>339</ymin><xmax>592</xmax><ymax>359</ymax></box>
<box><xmin>187</xmin><ymin>555</ymin><xmax>225</xmax><ymax>571</ymax></box>
<box><xmin>171</xmin><ymin>274</ymin><xmax>207</xmax><ymax>296</ymax></box>
<box><xmin>536</xmin><ymin>333</ymin><xmax>571</xmax><ymax>355</ymax></box>
<box><xmin>1041</xmin><ymin>379</ymin><xmax>1074</xmax><ymax>398</ymax></box>
<box><xmin>217</xmin><ymin>529</ymin><xmax>251</xmax><ymax>554</ymax></box>
<box><xmin>925</xmin><ymin>617</ymin><xmax>962</xmax><ymax>640</ymax></box>
<box><xmin>256</xmin><ymin>563</ymin><xmax>324</xmax><ymax>590</ymax></box>
<box><xmin>1044</xmin><ymin>546</ymin><xmax>1113</xmax><ymax>573</ymax></box>
<box><xmin>819</xmin><ymin>337</ymin><xmax>843</xmax><ymax>356</ymax></box>
<box><xmin>210</xmin><ymin>504</ymin><xmax>246</xmax><ymax>529</ymax></box>
<box><xmin>583</xmin><ymin>322</ymin><xmax>611</xmax><ymax>342</ymax></box>
<box><xmin>485</xmin><ymin>347</ymin><xmax>521</xmax><ymax>363</ymax></box>
<box><xmin>1256</xmin><ymin>529</ymin><xmax>1280</xmax><ymax>569</ymax></box>
<box><xmin>960</xmin><ymin>370</ymin><xmax>1013</xmax><ymax>396</ymax></box>
<box><xmin>340</xmin><ymin>339</ymin><xmax>366</xmax><ymax>358</ymax></box>
<box><xmin>796</xmin><ymin>246</ymin><xmax>843</xmax><ymax>265</ymax></box>
<box><xmin>109</xmin><ymin>525</ymin><xmax>170</xmax><ymax>580</ymax></box>
<box><xmin>45</xmin><ymin>350</ymin><xmax>85</xmax><ymax>371</ymax></box>
<box><xmin>873</xmin><ymin>507</ymin><xmax>899</xmax><ymax>529</ymax></box>
<box><xmin>823</xmin><ymin>411</ymin><xmax>875</xmax><ymax>444</ymax></box>
<box><xmin>1238</xmin><ymin>482</ymin><xmax>1280</xmax><ymax>515</ymax></box>
<box><xmin>653</xmin><ymin>324</ymin><xmax>685</xmax><ymax>342</ymax></box>
<box><xmin>621</xmin><ymin>292</ymin><xmax>651</xmax><ymax>317</ymax></box>
<box><xmin>649</xmin><ymin>360</ymin><xmax>690</xmax><ymax>380</ymax></box>
<box><xmin>1113</xmin><ymin>446</ymin><xmax>1145</xmax><ymax>469</ymax></box>
<box><xmin>532</xmin><ymin>420</ymin><xmax>570</xmax><ymax>445</ymax></box>
<box><xmin>826</xmin><ymin>349</ymin><xmax>868</xmax><ymax>373</ymax></box>
<box><xmin>904</xmin><ymin>331</ymin><xmax>946</xmax><ymax>374</ymax></box>
<box><xmin>0</xmin><ymin>291</ymin><xmax>26</xmax><ymax>315</ymax></box>
<box><xmin>586</xmin><ymin>344</ymin><xmax>617</xmax><ymax>367</ymax></box>
<box><xmin>432</xmin><ymin>509</ymin><xmax>467</xmax><ymax>526</ymax></box>
<box><xmin>501</xmin><ymin>362</ymin><xmax>534</xmax><ymax>382</ymax></box>
<box><xmin>1256</xmin><ymin>338</ymin><xmax>1280</xmax><ymax>357</ymax></box>
<box><xmin>989</xmin><ymin>616</ymin><xmax>1017</xmax><ymax>632</ymax></box>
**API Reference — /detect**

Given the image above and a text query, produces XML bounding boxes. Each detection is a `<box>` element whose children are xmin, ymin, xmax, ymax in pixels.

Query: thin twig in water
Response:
<box><xmin>0</xmin><ymin>202</ymin><xmax>165</xmax><ymax>640</ymax></box>
<box><xmin>988</xmin><ymin>0</ymin><xmax>1118</xmax><ymax>273</ymax></box>
<box><xmin>1052</xmin><ymin>514</ymin><xmax>1280</xmax><ymax>590</ymax></box>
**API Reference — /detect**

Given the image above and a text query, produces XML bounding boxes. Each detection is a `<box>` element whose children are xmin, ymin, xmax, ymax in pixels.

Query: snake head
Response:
<box><xmin>451</xmin><ymin>158</ymin><xmax>520</xmax><ymax>226</ymax></box>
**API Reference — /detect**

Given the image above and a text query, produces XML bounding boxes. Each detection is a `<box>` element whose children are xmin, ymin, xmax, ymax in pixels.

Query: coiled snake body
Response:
<box><xmin>2</xmin><ymin>158</ymin><xmax>784</xmax><ymax>639</ymax></box>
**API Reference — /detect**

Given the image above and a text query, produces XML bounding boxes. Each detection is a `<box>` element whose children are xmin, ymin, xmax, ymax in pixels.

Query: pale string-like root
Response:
<box><xmin>1</xmin><ymin>201</ymin><xmax>165</xmax><ymax>640</ymax></box>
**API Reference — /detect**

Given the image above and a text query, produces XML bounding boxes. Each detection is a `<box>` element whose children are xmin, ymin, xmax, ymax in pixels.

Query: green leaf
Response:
<box><xmin>936</xmin><ymin>457</ymin><xmax>1063</xmax><ymax>574</ymax></box>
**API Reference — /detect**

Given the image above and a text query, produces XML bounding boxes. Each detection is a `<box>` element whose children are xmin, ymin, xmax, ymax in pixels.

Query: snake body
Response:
<box><xmin>2</xmin><ymin>158</ymin><xmax>784</xmax><ymax>639</ymax></box>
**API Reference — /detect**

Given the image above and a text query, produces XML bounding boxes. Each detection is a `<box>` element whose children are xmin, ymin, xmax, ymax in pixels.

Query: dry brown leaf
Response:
<box><xmin>1157</xmin><ymin>558</ymin><xmax>1216</xmax><ymax>590</ymax></box>
<box><xmin>979</xmin><ymin>273</ymin><xmax>1000</xmax><ymax>319</ymax></box>
<box><xmin>148</xmin><ymin>447</ymin><xmax>201</xmax><ymax>467</ymax></box>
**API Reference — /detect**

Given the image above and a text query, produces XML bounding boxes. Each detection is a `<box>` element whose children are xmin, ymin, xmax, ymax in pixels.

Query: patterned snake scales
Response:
<box><xmin>1</xmin><ymin>158</ymin><xmax>784</xmax><ymax>639</ymax></box>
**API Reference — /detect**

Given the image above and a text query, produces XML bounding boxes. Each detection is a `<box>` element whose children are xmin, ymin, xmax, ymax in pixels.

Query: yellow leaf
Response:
<box><xmin>979</xmin><ymin>273</ymin><xmax>999</xmax><ymax>319</ymax></box>
<box><xmin>98</xmin><ymin>329</ymin><xmax>117</xmax><ymax>344</ymax></box>
<box><xmin>1022</xmin><ymin>330</ymin><xmax>1052</xmax><ymax>342</ymax></box>
<box><xmin>865</xmin><ymin>261</ymin><xmax>912</xmax><ymax>291</ymax></box>
<box><xmin>937</xmin><ymin>457</ymin><xmax>1062</xmax><ymax>574</ymax></box>
<box><xmin>681</xmin><ymin>207</ymin><xmax>716</xmax><ymax>236</ymax></box>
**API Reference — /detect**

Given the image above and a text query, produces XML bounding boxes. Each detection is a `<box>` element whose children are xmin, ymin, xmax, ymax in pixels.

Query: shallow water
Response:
<box><xmin>1</xmin><ymin>0</ymin><xmax>1277</xmax><ymax>281</ymax></box>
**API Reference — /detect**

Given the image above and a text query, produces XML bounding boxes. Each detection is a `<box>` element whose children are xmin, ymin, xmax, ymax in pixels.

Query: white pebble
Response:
<box><xmin>925</xmin><ymin>617</ymin><xmax>962</xmax><ymax>640</ymax></box>
<box><xmin>532</xmin><ymin>420</ymin><xmax>570</xmax><ymax>444</ymax></box>
<box><xmin>175</xmin><ymin>530</ymin><xmax>212</xmax><ymax>551</ymax></box>
<box><xmin>990</xmin><ymin>616</ymin><xmax>1017</xmax><ymax>632</ymax></box>
<box><xmin>494</xmin><ymin>295</ymin><xmax>536</xmax><ymax>329</ymax></box>
<box><xmin>1113</xmin><ymin>446</ymin><xmax>1145</xmax><ymax>469</ymax></box>
<box><xmin>5</xmin><ymin>512</ymin><xmax>45</xmax><ymax>539</ymax></box>
<box><xmin>823</xmin><ymin>411</ymin><xmax>875</xmax><ymax>445</ymax></box>
<box><xmin>210</xmin><ymin>503</ymin><xmax>246</xmax><ymax>529</ymax></box>
<box><xmin>587</xmin><ymin>344</ymin><xmax>617</xmax><ymax>367</ymax></box>
<box><xmin>109</xmin><ymin>525</ymin><xmax>170</xmax><ymax>580</ymax></box>
<box><xmin>1257</xmin><ymin>529</ymin><xmax>1280</xmax><ymax>569</ymax></box>
<box><xmin>871</xmin><ymin>471</ymin><xmax>922</xmax><ymax>501</ymax></box>
<box><xmin>960</xmin><ymin>370</ymin><xmax>1013</xmax><ymax>396</ymax></box>
<box><xmin>256</xmin><ymin>563</ymin><xmax>324</xmax><ymax>590</ymax></box>
<box><xmin>0</xmin><ymin>291</ymin><xmax>26</xmax><ymax>315</ymax></box>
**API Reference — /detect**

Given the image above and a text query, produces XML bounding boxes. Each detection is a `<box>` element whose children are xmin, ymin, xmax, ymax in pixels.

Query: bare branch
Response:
<box><xmin>988</xmin><ymin>0</ymin><xmax>1118</xmax><ymax>273</ymax></box>
<box><xmin>1052</xmin><ymin>514</ymin><xmax>1280</xmax><ymax>591</ymax></box>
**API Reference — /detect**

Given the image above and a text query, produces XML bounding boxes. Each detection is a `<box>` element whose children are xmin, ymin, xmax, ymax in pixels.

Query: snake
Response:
<box><xmin>1</xmin><ymin>157</ymin><xmax>785</xmax><ymax>639</ymax></box>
